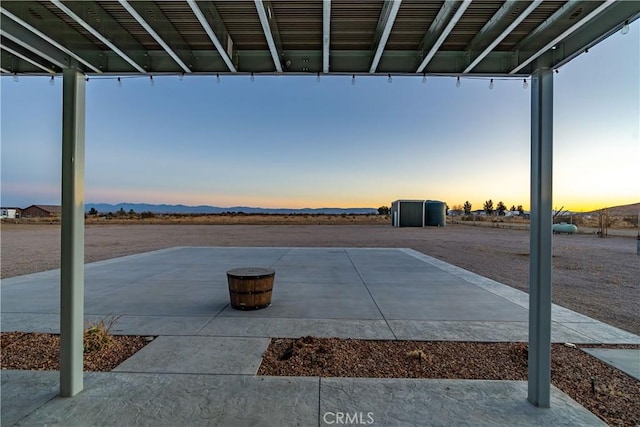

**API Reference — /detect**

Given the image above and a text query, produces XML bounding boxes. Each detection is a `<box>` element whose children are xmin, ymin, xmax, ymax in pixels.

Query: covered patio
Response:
<box><xmin>1</xmin><ymin>0</ymin><xmax>639</xmax><ymax>420</ymax></box>
<box><xmin>3</xmin><ymin>246</ymin><xmax>639</xmax><ymax>424</ymax></box>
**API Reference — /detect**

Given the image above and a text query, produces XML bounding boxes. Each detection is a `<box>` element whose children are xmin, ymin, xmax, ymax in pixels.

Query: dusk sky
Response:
<box><xmin>1</xmin><ymin>21</ymin><xmax>638</xmax><ymax>212</ymax></box>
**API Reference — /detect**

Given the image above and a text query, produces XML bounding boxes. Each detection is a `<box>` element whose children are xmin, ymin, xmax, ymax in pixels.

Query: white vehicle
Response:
<box><xmin>1</xmin><ymin>208</ymin><xmax>18</xmax><ymax>219</ymax></box>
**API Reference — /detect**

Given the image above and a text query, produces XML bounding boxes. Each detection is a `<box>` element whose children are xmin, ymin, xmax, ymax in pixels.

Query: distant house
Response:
<box><xmin>21</xmin><ymin>204</ymin><xmax>61</xmax><ymax>218</ymax></box>
<box><xmin>1</xmin><ymin>207</ymin><xmax>20</xmax><ymax>219</ymax></box>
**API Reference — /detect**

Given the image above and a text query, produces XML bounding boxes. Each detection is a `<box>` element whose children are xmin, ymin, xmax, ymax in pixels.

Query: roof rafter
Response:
<box><xmin>417</xmin><ymin>1</ymin><xmax>457</xmax><ymax>59</ymax></box>
<box><xmin>49</xmin><ymin>0</ymin><xmax>146</xmax><ymax>73</ymax></box>
<box><xmin>0</xmin><ymin>27</ymin><xmax>67</xmax><ymax>70</ymax></box>
<box><xmin>514</xmin><ymin>0</ymin><xmax>584</xmax><ymax>52</ymax></box>
<box><xmin>254</xmin><ymin>0</ymin><xmax>283</xmax><ymax>73</ymax></box>
<box><xmin>465</xmin><ymin>0</ymin><xmax>525</xmax><ymax>52</ymax></box>
<box><xmin>198</xmin><ymin>1</ymin><xmax>239</xmax><ymax>69</ymax></box>
<box><xmin>0</xmin><ymin>42</ymin><xmax>54</xmax><ymax>73</ymax></box>
<box><xmin>118</xmin><ymin>0</ymin><xmax>191</xmax><ymax>74</ymax></box>
<box><xmin>417</xmin><ymin>0</ymin><xmax>472</xmax><ymax>73</ymax></box>
<box><xmin>550</xmin><ymin>2</ymin><xmax>640</xmax><ymax>71</ymax></box>
<box><xmin>0</xmin><ymin>6</ymin><xmax>100</xmax><ymax>73</ymax></box>
<box><xmin>463</xmin><ymin>0</ymin><xmax>542</xmax><ymax>73</ymax></box>
<box><xmin>511</xmin><ymin>0</ymin><xmax>617</xmax><ymax>73</ymax></box>
<box><xmin>323</xmin><ymin>0</ymin><xmax>331</xmax><ymax>73</ymax></box>
<box><xmin>187</xmin><ymin>0</ymin><xmax>237</xmax><ymax>72</ymax></box>
<box><xmin>0</xmin><ymin>67</ymin><xmax>10</xmax><ymax>73</ymax></box>
<box><xmin>369</xmin><ymin>0</ymin><xmax>402</xmax><ymax>73</ymax></box>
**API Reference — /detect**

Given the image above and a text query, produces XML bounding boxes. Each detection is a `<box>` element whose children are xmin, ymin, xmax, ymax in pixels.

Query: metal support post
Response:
<box><xmin>60</xmin><ymin>67</ymin><xmax>86</xmax><ymax>397</ymax></box>
<box><xmin>528</xmin><ymin>67</ymin><xmax>553</xmax><ymax>408</ymax></box>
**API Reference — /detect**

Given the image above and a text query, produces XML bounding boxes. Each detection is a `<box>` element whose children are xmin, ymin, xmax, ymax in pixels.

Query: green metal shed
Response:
<box><xmin>391</xmin><ymin>200</ymin><xmax>425</xmax><ymax>227</ymax></box>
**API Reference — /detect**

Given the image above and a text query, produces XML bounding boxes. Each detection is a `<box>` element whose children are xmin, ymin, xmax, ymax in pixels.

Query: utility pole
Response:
<box><xmin>636</xmin><ymin>210</ymin><xmax>640</xmax><ymax>256</ymax></box>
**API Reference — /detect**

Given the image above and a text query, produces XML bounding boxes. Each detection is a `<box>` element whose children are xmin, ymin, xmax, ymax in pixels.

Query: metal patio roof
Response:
<box><xmin>1</xmin><ymin>0</ymin><xmax>638</xmax><ymax>77</ymax></box>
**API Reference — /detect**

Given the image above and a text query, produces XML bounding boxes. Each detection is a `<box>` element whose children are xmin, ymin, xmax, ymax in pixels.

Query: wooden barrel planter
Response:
<box><xmin>226</xmin><ymin>267</ymin><xmax>275</xmax><ymax>310</ymax></box>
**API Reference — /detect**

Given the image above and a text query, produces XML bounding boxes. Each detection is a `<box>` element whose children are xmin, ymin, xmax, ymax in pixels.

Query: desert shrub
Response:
<box><xmin>83</xmin><ymin>316</ymin><xmax>120</xmax><ymax>353</ymax></box>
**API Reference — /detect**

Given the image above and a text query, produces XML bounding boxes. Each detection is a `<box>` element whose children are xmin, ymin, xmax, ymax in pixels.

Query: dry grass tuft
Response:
<box><xmin>83</xmin><ymin>316</ymin><xmax>120</xmax><ymax>353</ymax></box>
<box><xmin>406</xmin><ymin>349</ymin><xmax>428</xmax><ymax>363</ymax></box>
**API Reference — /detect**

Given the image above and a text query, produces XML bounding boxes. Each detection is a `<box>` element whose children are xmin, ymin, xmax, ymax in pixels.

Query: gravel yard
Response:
<box><xmin>2</xmin><ymin>222</ymin><xmax>638</xmax><ymax>335</ymax></box>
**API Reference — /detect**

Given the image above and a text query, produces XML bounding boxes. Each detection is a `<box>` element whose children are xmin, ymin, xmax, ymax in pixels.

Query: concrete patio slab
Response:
<box><xmin>582</xmin><ymin>349</ymin><xmax>640</xmax><ymax>380</ymax></box>
<box><xmin>0</xmin><ymin>282</ymin><xmax>62</xmax><ymax>313</ymax></box>
<box><xmin>0</xmin><ymin>313</ymin><xmax>214</xmax><ymax>336</ymax></box>
<box><xmin>3</xmin><ymin>372</ymin><xmax>606</xmax><ymax>426</ymax></box>
<box><xmin>387</xmin><ymin>320</ymin><xmax>598</xmax><ymax>343</ymax></box>
<box><xmin>0</xmin><ymin>370</ymin><xmax>60</xmax><ymax>426</ymax></box>
<box><xmin>113</xmin><ymin>336</ymin><xmax>270</xmax><ymax>375</ymax></box>
<box><xmin>3</xmin><ymin>246</ymin><xmax>638</xmax><ymax>426</ymax></box>
<box><xmin>83</xmin><ymin>280</ymin><xmax>229</xmax><ymax>317</ymax></box>
<box><xmin>198</xmin><ymin>317</ymin><xmax>396</xmax><ymax>339</ymax></box>
<box><xmin>272</xmin><ymin>264</ymin><xmax>363</xmax><ymax>285</ymax></box>
<box><xmin>319</xmin><ymin>378</ymin><xmax>605</xmax><ymax>426</ymax></box>
<box><xmin>368</xmin><ymin>283</ymin><xmax>529</xmax><ymax>321</ymax></box>
<box><xmin>561</xmin><ymin>322</ymin><xmax>640</xmax><ymax>344</ymax></box>
<box><xmin>221</xmin><ymin>281</ymin><xmax>384</xmax><ymax>319</ymax></box>
<box><xmin>107</xmin><ymin>315</ymin><xmax>215</xmax><ymax>336</ymax></box>
<box><xmin>1</xmin><ymin>313</ymin><xmax>61</xmax><ymax>333</ymax></box>
<box><xmin>15</xmin><ymin>372</ymin><xmax>320</xmax><ymax>426</ymax></box>
<box><xmin>1</xmin><ymin>313</ymin><xmax>119</xmax><ymax>333</ymax></box>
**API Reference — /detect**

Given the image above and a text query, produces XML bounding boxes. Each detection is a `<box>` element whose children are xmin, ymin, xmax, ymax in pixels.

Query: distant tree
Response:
<box><xmin>128</xmin><ymin>208</ymin><xmax>135</xmax><ymax>215</ymax></box>
<box><xmin>445</xmin><ymin>203</ymin><xmax>449</xmax><ymax>215</ymax></box>
<box><xmin>483</xmin><ymin>199</ymin><xmax>494</xmax><ymax>215</ymax></box>
<box><xmin>496</xmin><ymin>201</ymin><xmax>507</xmax><ymax>216</ymax></box>
<box><xmin>463</xmin><ymin>201</ymin><xmax>472</xmax><ymax>215</ymax></box>
<box><xmin>377</xmin><ymin>206</ymin><xmax>390</xmax><ymax>215</ymax></box>
<box><xmin>517</xmin><ymin>205</ymin><xmax>524</xmax><ymax>215</ymax></box>
<box><xmin>117</xmin><ymin>207</ymin><xmax>126</xmax><ymax>216</ymax></box>
<box><xmin>88</xmin><ymin>207</ymin><xmax>98</xmax><ymax>215</ymax></box>
<box><xmin>510</xmin><ymin>205</ymin><xmax>516</xmax><ymax>212</ymax></box>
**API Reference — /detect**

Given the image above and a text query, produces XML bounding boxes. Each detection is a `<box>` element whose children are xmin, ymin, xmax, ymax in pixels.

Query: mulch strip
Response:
<box><xmin>1</xmin><ymin>332</ymin><xmax>148</xmax><ymax>372</ymax></box>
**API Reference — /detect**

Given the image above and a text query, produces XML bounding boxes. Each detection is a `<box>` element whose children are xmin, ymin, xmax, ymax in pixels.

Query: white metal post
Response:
<box><xmin>60</xmin><ymin>67</ymin><xmax>86</xmax><ymax>397</ymax></box>
<box><xmin>528</xmin><ymin>67</ymin><xmax>553</xmax><ymax>408</ymax></box>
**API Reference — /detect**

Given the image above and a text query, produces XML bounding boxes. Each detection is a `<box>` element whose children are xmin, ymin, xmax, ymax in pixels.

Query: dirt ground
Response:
<box><xmin>1</xmin><ymin>222</ymin><xmax>638</xmax><ymax>335</ymax></box>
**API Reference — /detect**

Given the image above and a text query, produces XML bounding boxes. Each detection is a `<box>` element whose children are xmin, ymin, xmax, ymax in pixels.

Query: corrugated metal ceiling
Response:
<box><xmin>1</xmin><ymin>0</ymin><xmax>638</xmax><ymax>76</ymax></box>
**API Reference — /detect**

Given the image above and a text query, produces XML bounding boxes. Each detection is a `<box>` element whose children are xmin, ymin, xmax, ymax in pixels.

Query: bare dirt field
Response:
<box><xmin>1</xmin><ymin>221</ymin><xmax>638</xmax><ymax>335</ymax></box>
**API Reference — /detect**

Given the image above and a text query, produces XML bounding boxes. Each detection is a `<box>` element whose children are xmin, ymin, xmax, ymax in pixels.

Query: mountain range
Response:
<box><xmin>85</xmin><ymin>203</ymin><xmax>378</xmax><ymax>215</ymax></box>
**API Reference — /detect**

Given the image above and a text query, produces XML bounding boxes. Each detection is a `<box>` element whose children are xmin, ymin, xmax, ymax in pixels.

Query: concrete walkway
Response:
<box><xmin>2</xmin><ymin>247</ymin><xmax>638</xmax><ymax>426</ymax></box>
